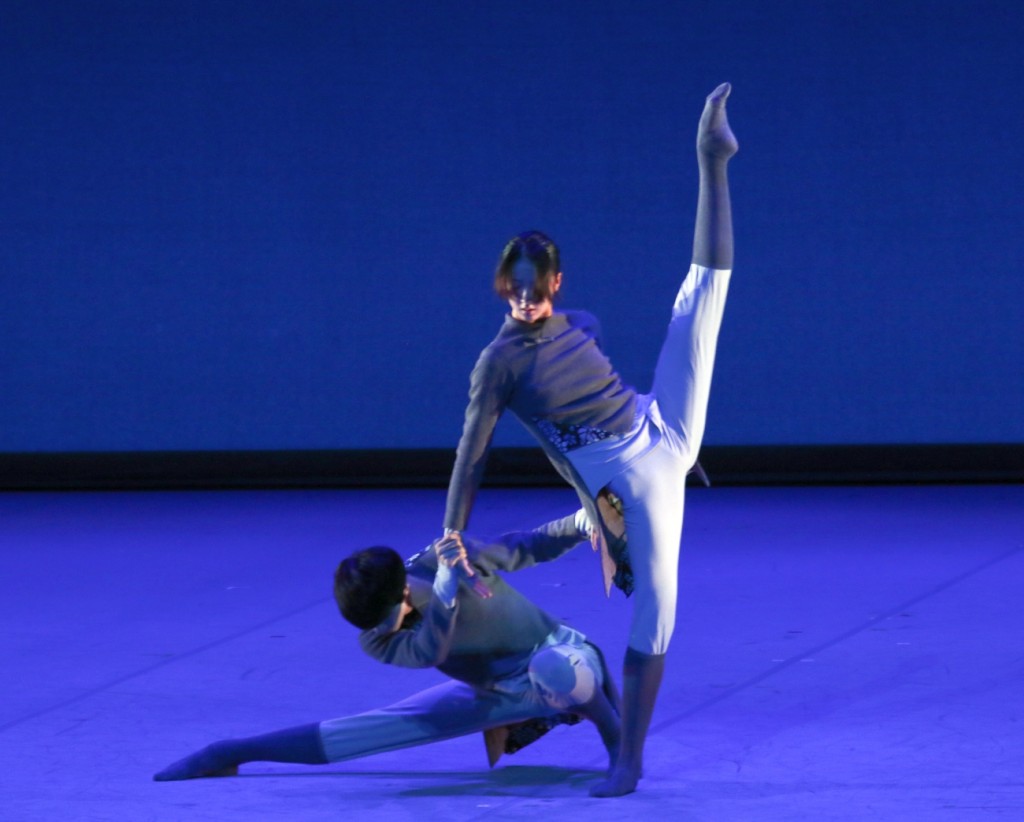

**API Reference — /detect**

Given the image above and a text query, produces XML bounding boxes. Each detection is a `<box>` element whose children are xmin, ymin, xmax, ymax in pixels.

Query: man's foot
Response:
<box><xmin>589</xmin><ymin>763</ymin><xmax>640</xmax><ymax>797</ymax></box>
<box><xmin>153</xmin><ymin>742</ymin><xmax>239</xmax><ymax>781</ymax></box>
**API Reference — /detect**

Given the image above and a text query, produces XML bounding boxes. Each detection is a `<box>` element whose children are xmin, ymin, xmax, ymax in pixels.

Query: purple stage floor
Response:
<box><xmin>1</xmin><ymin>485</ymin><xmax>1022</xmax><ymax>820</ymax></box>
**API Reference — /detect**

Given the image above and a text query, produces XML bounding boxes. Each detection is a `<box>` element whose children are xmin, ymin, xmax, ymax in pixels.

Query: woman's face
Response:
<box><xmin>507</xmin><ymin>259</ymin><xmax>561</xmax><ymax>323</ymax></box>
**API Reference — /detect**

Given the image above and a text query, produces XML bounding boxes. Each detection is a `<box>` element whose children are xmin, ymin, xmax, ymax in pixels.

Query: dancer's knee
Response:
<box><xmin>628</xmin><ymin>601</ymin><xmax>676</xmax><ymax>656</ymax></box>
<box><xmin>529</xmin><ymin>645</ymin><xmax>601</xmax><ymax>710</ymax></box>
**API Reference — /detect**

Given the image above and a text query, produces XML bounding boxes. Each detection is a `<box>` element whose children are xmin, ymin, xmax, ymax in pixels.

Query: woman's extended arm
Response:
<box><xmin>442</xmin><ymin>347</ymin><xmax>512</xmax><ymax>532</ymax></box>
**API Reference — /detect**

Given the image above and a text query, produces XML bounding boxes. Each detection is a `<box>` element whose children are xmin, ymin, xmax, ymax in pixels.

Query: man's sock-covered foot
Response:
<box><xmin>154</xmin><ymin>722</ymin><xmax>327</xmax><ymax>782</ymax></box>
<box><xmin>154</xmin><ymin>741</ymin><xmax>239</xmax><ymax>781</ymax></box>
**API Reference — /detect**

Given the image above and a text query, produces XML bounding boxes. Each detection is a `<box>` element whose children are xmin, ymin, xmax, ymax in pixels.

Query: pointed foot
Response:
<box><xmin>698</xmin><ymin>82</ymin><xmax>738</xmax><ymax>159</ymax></box>
<box><xmin>153</xmin><ymin>744</ymin><xmax>239</xmax><ymax>781</ymax></box>
<box><xmin>707</xmin><ymin>81</ymin><xmax>731</xmax><ymax>104</ymax></box>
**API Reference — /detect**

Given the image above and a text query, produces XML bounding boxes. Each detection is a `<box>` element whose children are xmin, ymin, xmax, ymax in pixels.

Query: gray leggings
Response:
<box><xmin>318</xmin><ymin>626</ymin><xmax>603</xmax><ymax>763</ymax></box>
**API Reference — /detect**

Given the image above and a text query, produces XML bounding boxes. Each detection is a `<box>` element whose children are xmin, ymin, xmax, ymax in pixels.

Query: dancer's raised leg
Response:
<box><xmin>592</xmin><ymin>83</ymin><xmax>737</xmax><ymax>799</ymax></box>
<box><xmin>653</xmin><ymin>82</ymin><xmax>737</xmax><ymax>463</ymax></box>
<box><xmin>693</xmin><ymin>81</ymin><xmax>737</xmax><ymax>270</ymax></box>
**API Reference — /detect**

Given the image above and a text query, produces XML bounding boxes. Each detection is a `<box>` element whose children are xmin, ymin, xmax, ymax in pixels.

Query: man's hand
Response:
<box><xmin>435</xmin><ymin>532</ymin><xmax>473</xmax><ymax>575</ymax></box>
<box><xmin>435</xmin><ymin>533</ymin><xmax>492</xmax><ymax>599</ymax></box>
<box><xmin>697</xmin><ymin>82</ymin><xmax>738</xmax><ymax>160</ymax></box>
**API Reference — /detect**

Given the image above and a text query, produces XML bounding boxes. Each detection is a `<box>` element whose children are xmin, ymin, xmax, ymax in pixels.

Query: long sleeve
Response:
<box><xmin>467</xmin><ymin>514</ymin><xmax>587</xmax><ymax>573</ymax></box>
<box><xmin>443</xmin><ymin>347</ymin><xmax>512</xmax><ymax>531</ymax></box>
<box><xmin>358</xmin><ymin>596</ymin><xmax>459</xmax><ymax>669</ymax></box>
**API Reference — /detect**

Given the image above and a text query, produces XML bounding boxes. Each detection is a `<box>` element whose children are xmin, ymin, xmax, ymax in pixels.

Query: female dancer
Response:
<box><xmin>442</xmin><ymin>84</ymin><xmax>737</xmax><ymax>796</ymax></box>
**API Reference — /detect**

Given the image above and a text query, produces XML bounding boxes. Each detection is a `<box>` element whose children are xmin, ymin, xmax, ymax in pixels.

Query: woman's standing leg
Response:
<box><xmin>591</xmin><ymin>446</ymin><xmax>686</xmax><ymax>797</ymax></box>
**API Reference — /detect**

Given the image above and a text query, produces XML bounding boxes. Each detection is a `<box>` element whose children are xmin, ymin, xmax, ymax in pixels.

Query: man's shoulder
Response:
<box><xmin>358</xmin><ymin>621</ymin><xmax>391</xmax><ymax>653</ymax></box>
<box><xmin>404</xmin><ymin>544</ymin><xmax>436</xmax><ymax>570</ymax></box>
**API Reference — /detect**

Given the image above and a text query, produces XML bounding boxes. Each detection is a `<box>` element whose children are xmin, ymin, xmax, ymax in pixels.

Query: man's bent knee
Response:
<box><xmin>529</xmin><ymin>645</ymin><xmax>600</xmax><ymax>710</ymax></box>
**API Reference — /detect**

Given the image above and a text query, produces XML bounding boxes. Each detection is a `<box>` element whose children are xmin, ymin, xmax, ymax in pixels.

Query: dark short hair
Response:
<box><xmin>333</xmin><ymin>546</ymin><xmax>407</xmax><ymax>630</ymax></box>
<box><xmin>494</xmin><ymin>230</ymin><xmax>561</xmax><ymax>301</ymax></box>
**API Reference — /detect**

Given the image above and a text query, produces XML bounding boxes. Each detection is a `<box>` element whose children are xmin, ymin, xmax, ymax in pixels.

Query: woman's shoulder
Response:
<box><xmin>561</xmin><ymin>309</ymin><xmax>602</xmax><ymax>335</ymax></box>
<box><xmin>562</xmin><ymin>307</ymin><xmax>598</xmax><ymax>323</ymax></box>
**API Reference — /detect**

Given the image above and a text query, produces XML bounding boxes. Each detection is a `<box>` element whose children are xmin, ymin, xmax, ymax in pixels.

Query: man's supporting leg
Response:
<box><xmin>528</xmin><ymin>642</ymin><xmax>620</xmax><ymax>764</ymax></box>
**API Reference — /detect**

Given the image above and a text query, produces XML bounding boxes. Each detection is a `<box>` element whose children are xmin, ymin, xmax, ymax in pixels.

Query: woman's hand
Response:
<box><xmin>435</xmin><ymin>532</ymin><xmax>492</xmax><ymax>598</ymax></box>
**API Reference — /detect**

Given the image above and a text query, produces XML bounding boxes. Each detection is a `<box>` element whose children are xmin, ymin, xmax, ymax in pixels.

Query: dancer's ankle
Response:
<box><xmin>589</xmin><ymin>760</ymin><xmax>641</xmax><ymax>797</ymax></box>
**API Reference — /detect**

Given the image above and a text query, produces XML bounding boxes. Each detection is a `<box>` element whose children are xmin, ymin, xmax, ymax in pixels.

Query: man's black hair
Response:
<box><xmin>333</xmin><ymin>546</ymin><xmax>407</xmax><ymax>630</ymax></box>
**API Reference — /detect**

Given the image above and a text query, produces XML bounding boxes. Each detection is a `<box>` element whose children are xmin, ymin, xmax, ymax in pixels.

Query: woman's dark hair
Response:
<box><xmin>333</xmin><ymin>546</ymin><xmax>407</xmax><ymax>629</ymax></box>
<box><xmin>494</xmin><ymin>230</ymin><xmax>561</xmax><ymax>301</ymax></box>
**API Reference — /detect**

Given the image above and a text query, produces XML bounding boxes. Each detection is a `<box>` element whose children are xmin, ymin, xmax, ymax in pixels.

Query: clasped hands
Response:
<box><xmin>435</xmin><ymin>531</ymin><xmax>492</xmax><ymax>599</ymax></box>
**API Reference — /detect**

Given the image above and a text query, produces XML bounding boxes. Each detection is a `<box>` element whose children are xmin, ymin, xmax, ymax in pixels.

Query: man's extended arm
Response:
<box><xmin>466</xmin><ymin>512</ymin><xmax>590</xmax><ymax>573</ymax></box>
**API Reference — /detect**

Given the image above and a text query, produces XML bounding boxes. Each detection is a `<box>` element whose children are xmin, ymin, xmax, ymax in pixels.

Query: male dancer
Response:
<box><xmin>154</xmin><ymin>511</ymin><xmax>619</xmax><ymax>784</ymax></box>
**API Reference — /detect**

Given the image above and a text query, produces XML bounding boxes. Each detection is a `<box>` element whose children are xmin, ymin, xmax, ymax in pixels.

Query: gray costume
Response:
<box><xmin>318</xmin><ymin>514</ymin><xmax>617</xmax><ymax>765</ymax></box>
<box><xmin>444</xmin><ymin>264</ymin><xmax>731</xmax><ymax>654</ymax></box>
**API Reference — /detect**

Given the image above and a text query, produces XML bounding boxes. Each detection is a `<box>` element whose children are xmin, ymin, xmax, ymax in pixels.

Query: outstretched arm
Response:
<box><xmin>693</xmin><ymin>83</ymin><xmax>738</xmax><ymax>270</ymax></box>
<box><xmin>466</xmin><ymin>512</ymin><xmax>590</xmax><ymax>573</ymax></box>
<box><xmin>443</xmin><ymin>348</ymin><xmax>512</xmax><ymax>533</ymax></box>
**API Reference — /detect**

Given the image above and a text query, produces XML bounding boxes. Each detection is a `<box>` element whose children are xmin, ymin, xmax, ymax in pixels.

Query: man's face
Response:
<box><xmin>507</xmin><ymin>259</ymin><xmax>560</xmax><ymax>323</ymax></box>
<box><xmin>383</xmin><ymin>585</ymin><xmax>414</xmax><ymax>635</ymax></box>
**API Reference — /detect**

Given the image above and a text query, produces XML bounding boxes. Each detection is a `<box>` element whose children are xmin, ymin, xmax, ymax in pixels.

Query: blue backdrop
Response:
<box><xmin>2</xmin><ymin>1</ymin><xmax>1021</xmax><ymax>452</ymax></box>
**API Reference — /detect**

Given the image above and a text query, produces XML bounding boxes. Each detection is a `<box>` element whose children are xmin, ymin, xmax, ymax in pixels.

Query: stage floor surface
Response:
<box><xmin>1</xmin><ymin>484</ymin><xmax>1021</xmax><ymax>821</ymax></box>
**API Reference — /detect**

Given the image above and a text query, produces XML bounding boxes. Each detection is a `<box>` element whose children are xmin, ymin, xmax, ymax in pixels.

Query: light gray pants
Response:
<box><xmin>609</xmin><ymin>265</ymin><xmax>731</xmax><ymax>655</ymax></box>
<box><xmin>318</xmin><ymin>627</ymin><xmax>603</xmax><ymax>763</ymax></box>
